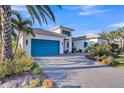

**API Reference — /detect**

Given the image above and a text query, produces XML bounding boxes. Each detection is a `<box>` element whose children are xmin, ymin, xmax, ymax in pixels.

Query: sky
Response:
<box><xmin>11</xmin><ymin>5</ymin><xmax>124</xmax><ymax>36</ymax></box>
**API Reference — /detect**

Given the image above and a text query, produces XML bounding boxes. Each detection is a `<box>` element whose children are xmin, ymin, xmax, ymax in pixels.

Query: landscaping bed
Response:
<box><xmin>0</xmin><ymin>50</ymin><xmax>55</xmax><ymax>88</ymax></box>
<box><xmin>0</xmin><ymin>72</ymin><xmax>55</xmax><ymax>88</ymax></box>
<box><xmin>112</xmin><ymin>56</ymin><xmax>124</xmax><ymax>69</ymax></box>
<box><xmin>85</xmin><ymin>43</ymin><xmax>124</xmax><ymax>69</ymax></box>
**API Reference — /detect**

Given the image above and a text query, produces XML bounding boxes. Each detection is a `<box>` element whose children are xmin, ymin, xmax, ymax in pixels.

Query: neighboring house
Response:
<box><xmin>19</xmin><ymin>25</ymin><xmax>107</xmax><ymax>57</ymax></box>
<box><xmin>73</xmin><ymin>34</ymin><xmax>108</xmax><ymax>52</ymax></box>
<box><xmin>19</xmin><ymin>25</ymin><xmax>74</xmax><ymax>57</ymax></box>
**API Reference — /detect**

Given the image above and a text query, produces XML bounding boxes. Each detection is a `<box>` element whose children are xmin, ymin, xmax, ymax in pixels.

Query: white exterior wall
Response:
<box><xmin>64</xmin><ymin>40</ymin><xmax>69</xmax><ymax>51</ymax></box>
<box><xmin>88</xmin><ymin>38</ymin><xmax>98</xmax><ymax>43</ymax></box>
<box><xmin>98</xmin><ymin>39</ymin><xmax>108</xmax><ymax>45</ymax></box>
<box><xmin>88</xmin><ymin>38</ymin><xmax>107</xmax><ymax>45</ymax></box>
<box><xmin>69</xmin><ymin>37</ymin><xmax>72</xmax><ymax>52</ymax></box>
<box><xmin>50</xmin><ymin>28</ymin><xmax>73</xmax><ymax>52</ymax></box>
<box><xmin>74</xmin><ymin>40</ymin><xmax>85</xmax><ymax>52</ymax></box>
<box><xmin>51</xmin><ymin>29</ymin><xmax>61</xmax><ymax>34</ymax></box>
<box><xmin>19</xmin><ymin>34</ymin><xmax>64</xmax><ymax>56</ymax></box>
<box><xmin>73</xmin><ymin>38</ymin><xmax>108</xmax><ymax>52</ymax></box>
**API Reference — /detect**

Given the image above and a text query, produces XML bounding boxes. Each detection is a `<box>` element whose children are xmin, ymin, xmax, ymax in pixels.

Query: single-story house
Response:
<box><xmin>73</xmin><ymin>34</ymin><xmax>108</xmax><ymax>52</ymax></box>
<box><xmin>19</xmin><ymin>25</ymin><xmax>107</xmax><ymax>57</ymax></box>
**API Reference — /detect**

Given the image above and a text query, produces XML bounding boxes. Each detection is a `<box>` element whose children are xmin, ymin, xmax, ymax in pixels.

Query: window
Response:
<box><xmin>67</xmin><ymin>42</ymin><xmax>69</xmax><ymax>48</ymax></box>
<box><xmin>72</xmin><ymin>42</ymin><xmax>74</xmax><ymax>47</ymax></box>
<box><xmin>26</xmin><ymin>40</ymin><xmax>28</xmax><ymax>45</ymax></box>
<box><xmin>62</xmin><ymin>30</ymin><xmax>71</xmax><ymax>36</ymax></box>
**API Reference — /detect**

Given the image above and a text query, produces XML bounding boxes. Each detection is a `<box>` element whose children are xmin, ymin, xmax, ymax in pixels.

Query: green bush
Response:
<box><xmin>110</xmin><ymin>61</ymin><xmax>120</xmax><ymax>66</ymax></box>
<box><xmin>12</xmin><ymin>56</ymin><xmax>33</xmax><ymax>74</ymax></box>
<box><xmin>0</xmin><ymin>64</ymin><xmax>11</xmax><ymax>80</ymax></box>
<box><xmin>29</xmin><ymin>62</ymin><xmax>39</xmax><ymax>70</ymax></box>
<box><xmin>87</xmin><ymin>44</ymin><xmax>112</xmax><ymax>57</ymax></box>
<box><xmin>25</xmin><ymin>78</ymin><xmax>41</xmax><ymax>88</ymax></box>
<box><xmin>32</xmin><ymin>67</ymin><xmax>43</xmax><ymax>75</ymax></box>
<box><xmin>0</xmin><ymin>54</ymin><xmax>42</xmax><ymax>80</ymax></box>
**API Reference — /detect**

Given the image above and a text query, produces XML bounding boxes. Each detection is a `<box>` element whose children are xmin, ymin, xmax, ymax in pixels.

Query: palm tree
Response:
<box><xmin>1</xmin><ymin>6</ymin><xmax>13</xmax><ymax>62</ymax></box>
<box><xmin>12</xmin><ymin>11</ymin><xmax>35</xmax><ymax>58</ymax></box>
<box><xmin>98</xmin><ymin>31</ymin><xmax>110</xmax><ymax>44</ymax></box>
<box><xmin>0</xmin><ymin>11</ymin><xmax>2</xmax><ymax>43</ymax></box>
<box><xmin>108</xmin><ymin>31</ymin><xmax>119</xmax><ymax>43</ymax></box>
<box><xmin>118</xmin><ymin>27</ymin><xmax>124</xmax><ymax>52</ymax></box>
<box><xmin>0</xmin><ymin>5</ymin><xmax>60</xmax><ymax>62</ymax></box>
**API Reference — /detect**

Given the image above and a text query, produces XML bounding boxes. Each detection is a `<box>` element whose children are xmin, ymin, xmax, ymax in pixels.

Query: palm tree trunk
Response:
<box><xmin>122</xmin><ymin>37</ymin><xmax>124</xmax><ymax>52</ymax></box>
<box><xmin>1</xmin><ymin>5</ymin><xmax>13</xmax><ymax>62</ymax></box>
<box><xmin>13</xmin><ymin>31</ymin><xmax>20</xmax><ymax>58</ymax></box>
<box><xmin>0</xmin><ymin>33</ymin><xmax>2</xmax><ymax>44</ymax></box>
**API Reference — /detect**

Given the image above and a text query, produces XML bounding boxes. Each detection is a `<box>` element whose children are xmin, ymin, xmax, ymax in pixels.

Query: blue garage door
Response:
<box><xmin>31</xmin><ymin>39</ymin><xmax>60</xmax><ymax>57</ymax></box>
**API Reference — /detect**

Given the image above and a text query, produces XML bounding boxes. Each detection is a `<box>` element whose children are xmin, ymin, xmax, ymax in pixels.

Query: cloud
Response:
<box><xmin>80</xmin><ymin>5</ymin><xmax>96</xmax><ymax>10</ymax></box>
<box><xmin>110</xmin><ymin>22</ymin><xmax>124</xmax><ymax>28</ymax></box>
<box><xmin>78</xmin><ymin>5</ymin><xmax>109</xmax><ymax>16</ymax></box>
<box><xmin>65</xmin><ymin>23</ymin><xmax>90</xmax><ymax>28</ymax></box>
<box><xmin>12</xmin><ymin>5</ymin><xmax>31</xmax><ymax>18</ymax></box>
<box><xmin>12</xmin><ymin>5</ymin><xmax>27</xmax><ymax>12</ymax></box>
<box><xmin>64</xmin><ymin>5</ymin><xmax>96</xmax><ymax>10</ymax></box>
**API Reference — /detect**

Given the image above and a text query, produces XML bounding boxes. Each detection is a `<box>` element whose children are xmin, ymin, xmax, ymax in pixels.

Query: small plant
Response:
<box><xmin>110</xmin><ymin>61</ymin><xmax>120</xmax><ymax>66</ymax></box>
<box><xmin>42</xmin><ymin>79</ymin><xmax>54</xmax><ymax>88</ymax></box>
<box><xmin>25</xmin><ymin>78</ymin><xmax>41</xmax><ymax>88</ymax></box>
<box><xmin>0</xmin><ymin>64</ymin><xmax>11</xmax><ymax>80</ymax></box>
<box><xmin>30</xmin><ymin>78</ymin><xmax>41</xmax><ymax>87</ymax></box>
<box><xmin>101</xmin><ymin>58</ymin><xmax>109</xmax><ymax>64</ymax></box>
<box><xmin>29</xmin><ymin>62</ymin><xmax>39</xmax><ymax>70</ymax></box>
<box><xmin>32</xmin><ymin>67</ymin><xmax>43</xmax><ymax>75</ymax></box>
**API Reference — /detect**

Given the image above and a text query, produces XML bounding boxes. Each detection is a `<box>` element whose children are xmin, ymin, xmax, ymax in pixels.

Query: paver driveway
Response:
<box><xmin>35</xmin><ymin>53</ymin><xmax>124</xmax><ymax>88</ymax></box>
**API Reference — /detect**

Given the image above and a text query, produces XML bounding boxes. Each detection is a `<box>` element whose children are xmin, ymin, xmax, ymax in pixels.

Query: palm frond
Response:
<box><xmin>23</xmin><ymin>27</ymin><xmax>35</xmax><ymax>37</ymax></box>
<box><xmin>26</xmin><ymin>5</ymin><xmax>42</xmax><ymax>25</ymax></box>
<box><xmin>35</xmin><ymin>5</ymin><xmax>48</xmax><ymax>24</ymax></box>
<box><xmin>26</xmin><ymin>5</ymin><xmax>61</xmax><ymax>25</ymax></box>
<box><xmin>42</xmin><ymin>5</ymin><xmax>55</xmax><ymax>22</ymax></box>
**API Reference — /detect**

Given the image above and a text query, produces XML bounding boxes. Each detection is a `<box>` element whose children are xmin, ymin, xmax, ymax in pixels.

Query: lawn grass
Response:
<box><xmin>114</xmin><ymin>56</ymin><xmax>124</xmax><ymax>69</ymax></box>
<box><xmin>116</xmin><ymin>56</ymin><xmax>124</xmax><ymax>63</ymax></box>
<box><xmin>114</xmin><ymin>63</ymin><xmax>124</xmax><ymax>69</ymax></box>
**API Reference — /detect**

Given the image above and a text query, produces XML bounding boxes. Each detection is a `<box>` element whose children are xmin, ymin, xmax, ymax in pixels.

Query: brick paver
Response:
<box><xmin>35</xmin><ymin>53</ymin><xmax>124</xmax><ymax>88</ymax></box>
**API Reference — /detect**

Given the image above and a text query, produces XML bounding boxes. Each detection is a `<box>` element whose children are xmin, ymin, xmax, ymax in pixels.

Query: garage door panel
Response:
<box><xmin>31</xmin><ymin>39</ymin><xmax>60</xmax><ymax>57</ymax></box>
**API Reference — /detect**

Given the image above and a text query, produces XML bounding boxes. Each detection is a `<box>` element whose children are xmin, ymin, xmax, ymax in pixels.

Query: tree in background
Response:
<box><xmin>12</xmin><ymin>11</ymin><xmax>35</xmax><ymax>58</ymax></box>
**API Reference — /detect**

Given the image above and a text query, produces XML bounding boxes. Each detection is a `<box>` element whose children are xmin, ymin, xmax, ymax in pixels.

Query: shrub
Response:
<box><xmin>0</xmin><ymin>44</ymin><xmax>43</xmax><ymax>80</ymax></box>
<box><xmin>30</xmin><ymin>78</ymin><xmax>41</xmax><ymax>87</ymax></box>
<box><xmin>0</xmin><ymin>64</ymin><xmax>11</xmax><ymax>80</ymax></box>
<box><xmin>32</xmin><ymin>67</ymin><xmax>43</xmax><ymax>75</ymax></box>
<box><xmin>97</xmin><ymin>56</ymin><xmax>114</xmax><ymax>64</ymax></box>
<box><xmin>29</xmin><ymin>62</ymin><xmax>39</xmax><ymax>70</ymax></box>
<box><xmin>87</xmin><ymin>44</ymin><xmax>112</xmax><ymax>57</ymax></box>
<box><xmin>110</xmin><ymin>61</ymin><xmax>120</xmax><ymax>66</ymax></box>
<box><xmin>14</xmin><ymin>49</ymin><xmax>25</xmax><ymax>59</ymax></box>
<box><xmin>101</xmin><ymin>58</ymin><xmax>109</xmax><ymax>64</ymax></box>
<box><xmin>0</xmin><ymin>54</ymin><xmax>42</xmax><ymax>80</ymax></box>
<box><xmin>42</xmin><ymin>79</ymin><xmax>54</xmax><ymax>88</ymax></box>
<box><xmin>25</xmin><ymin>78</ymin><xmax>41</xmax><ymax>88</ymax></box>
<box><xmin>12</xmin><ymin>56</ymin><xmax>33</xmax><ymax>74</ymax></box>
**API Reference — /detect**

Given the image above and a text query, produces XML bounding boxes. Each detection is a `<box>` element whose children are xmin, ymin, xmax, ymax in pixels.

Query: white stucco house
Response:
<box><xmin>19</xmin><ymin>25</ymin><xmax>74</xmax><ymax>57</ymax></box>
<box><xmin>73</xmin><ymin>34</ymin><xmax>108</xmax><ymax>52</ymax></box>
<box><xmin>19</xmin><ymin>25</ymin><xmax>107</xmax><ymax>57</ymax></box>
